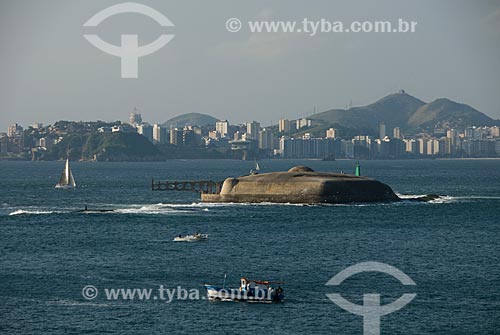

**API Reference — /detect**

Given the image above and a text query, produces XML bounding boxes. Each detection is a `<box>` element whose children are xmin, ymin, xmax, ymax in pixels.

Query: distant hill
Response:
<box><xmin>408</xmin><ymin>98</ymin><xmax>497</xmax><ymax>129</ymax></box>
<box><xmin>162</xmin><ymin>113</ymin><xmax>218</xmax><ymax>128</ymax></box>
<box><xmin>311</xmin><ymin>92</ymin><xmax>425</xmax><ymax>133</ymax></box>
<box><xmin>308</xmin><ymin>92</ymin><xmax>497</xmax><ymax>136</ymax></box>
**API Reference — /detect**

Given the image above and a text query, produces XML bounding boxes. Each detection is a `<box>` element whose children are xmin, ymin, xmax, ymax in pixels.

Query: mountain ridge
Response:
<box><xmin>308</xmin><ymin>92</ymin><xmax>498</xmax><ymax>136</ymax></box>
<box><xmin>161</xmin><ymin>93</ymin><xmax>498</xmax><ymax>136</ymax></box>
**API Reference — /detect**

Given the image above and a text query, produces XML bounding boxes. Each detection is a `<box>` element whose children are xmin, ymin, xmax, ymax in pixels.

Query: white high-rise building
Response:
<box><xmin>393</xmin><ymin>127</ymin><xmax>401</xmax><ymax>139</ymax></box>
<box><xmin>7</xmin><ymin>123</ymin><xmax>23</xmax><ymax>138</ymax></box>
<box><xmin>326</xmin><ymin>128</ymin><xmax>337</xmax><ymax>139</ymax></box>
<box><xmin>417</xmin><ymin>138</ymin><xmax>427</xmax><ymax>155</ymax></box>
<box><xmin>215</xmin><ymin>120</ymin><xmax>229</xmax><ymax>137</ymax></box>
<box><xmin>426</xmin><ymin>139</ymin><xmax>439</xmax><ymax>155</ymax></box>
<box><xmin>296</xmin><ymin>118</ymin><xmax>311</xmax><ymax>129</ymax></box>
<box><xmin>491</xmin><ymin>126</ymin><xmax>500</xmax><ymax>137</ymax></box>
<box><xmin>153</xmin><ymin>124</ymin><xmax>165</xmax><ymax>144</ymax></box>
<box><xmin>404</xmin><ymin>139</ymin><xmax>417</xmax><ymax>154</ymax></box>
<box><xmin>279</xmin><ymin>119</ymin><xmax>291</xmax><ymax>133</ymax></box>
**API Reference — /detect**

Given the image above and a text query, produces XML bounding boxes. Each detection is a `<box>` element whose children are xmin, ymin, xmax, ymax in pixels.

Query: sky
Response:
<box><xmin>1</xmin><ymin>0</ymin><xmax>499</xmax><ymax>131</ymax></box>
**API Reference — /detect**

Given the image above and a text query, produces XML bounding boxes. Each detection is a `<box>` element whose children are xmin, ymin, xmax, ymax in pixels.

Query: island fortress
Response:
<box><xmin>152</xmin><ymin>166</ymin><xmax>401</xmax><ymax>204</ymax></box>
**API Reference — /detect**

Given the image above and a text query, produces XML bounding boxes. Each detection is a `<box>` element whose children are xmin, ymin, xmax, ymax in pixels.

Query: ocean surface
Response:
<box><xmin>0</xmin><ymin>159</ymin><xmax>499</xmax><ymax>334</ymax></box>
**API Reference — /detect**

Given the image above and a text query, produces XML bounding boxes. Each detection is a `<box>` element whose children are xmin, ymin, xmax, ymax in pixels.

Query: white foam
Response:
<box><xmin>8</xmin><ymin>209</ymin><xmax>58</xmax><ymax>216</ymax></box>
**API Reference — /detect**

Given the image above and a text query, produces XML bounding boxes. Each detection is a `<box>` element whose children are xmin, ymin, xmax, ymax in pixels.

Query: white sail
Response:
<box><xmin>55</xmin><ymin>159</ymin><xmax>76</xmax><ymax>189</ymax></box>
<box><xmin>249</xmin><ymin>160</ymin><xmax>261</xmax><ymax>175</ymax></box>
<box><xmin>255</xmin><ymin>161</ymin><xmax>260</xmax><ymax>171</ymax></box>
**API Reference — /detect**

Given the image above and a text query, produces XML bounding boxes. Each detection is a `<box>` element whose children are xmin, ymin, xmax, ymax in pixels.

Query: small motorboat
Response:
<box><xmin>204</xmin><ymin>276</ymin><xmax>284</xmax><ymax>303</ymax></box>
<box><xmin>173</xmin><ymin>233</ymin><xmax>208</xmax><ymax>242</ymax></box>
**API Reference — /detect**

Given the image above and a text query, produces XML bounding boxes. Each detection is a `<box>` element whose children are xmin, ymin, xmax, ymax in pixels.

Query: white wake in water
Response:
<box><xmin>6</xmin><ymin>195</ymin><xmax>498</xmax><ymax>217</ymax></box>
<box><xmin>113</xmin><ymin>205</ymin><xmax>193</xmax><ymax>215</ymax></box>
<box><xmin>396</xmin><ymin>194</ymin><xmax>500</xmax><ymax>204</ymax></box>
<box><xmin>8</xmin><ymin>209</ymin><xmax>62</xmax><ymax>216</ymax></box>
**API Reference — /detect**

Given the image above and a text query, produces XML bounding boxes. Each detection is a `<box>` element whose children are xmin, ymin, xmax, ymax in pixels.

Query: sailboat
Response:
<box><xmin>250</xmin><ymin>160</ymin><xmax>261</xmax><ymax>175</ymax></box>
<box><xmin>55</xmin><ymin>158</ymin><xmax>76</xmax><ymax>189</ymax></box>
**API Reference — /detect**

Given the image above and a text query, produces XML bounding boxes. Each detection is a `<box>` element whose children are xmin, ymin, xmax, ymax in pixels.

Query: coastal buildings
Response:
<box><xmin>279</xmin><ymin>119</ymin><xmax>291</xmax><ymax>133</ymax></box>
<box><xmin>2</xmin><ymin>116</ymin><xmax>499</xmax><ymax>159</ymax></box>
<box><xmin>258</xmin><ymin>128</ymin><xmax>275</xmax><ymax>150</ymax></box>
<box><xmin>7</xmin><ymin>123</ymin><xmax>23</xmax><ymax>138</ymax></box>
<box><xmin>393</xmin><ymin>127</ymin><xmax>401</xmax><ymax>139</ymax></box>
<box><xmin>169</xmin><ymin>127</ymin><xmax>182</xmax><ymax>145</ymax></box>
<box><xmin>245</xmin><ymin>121</ymin><xmax>260</xmax><ymax>140</ymax></box>
<box><xmin>153</xmin><ymin>124</ymin><xmax>166</xmax><ymax>144</ymax></box>
<box><xmin>129</xmin><ymin>112</ymin><xmax>142</xmax><ymax>126</ymax></box>
<box><xmin>326</xmin><ymin>128</ymin><xmax>337</xmax><ymax>139</ymax></box>
<box><xmin>279</xmin><ymin>136</ymin><xmax>336</xmax><ymax>159</ymax></box>
<box><xmin>137</xmin><ymin>124</ymin><xmax>153</xmax><ymax>143</ymax></box>
<box><xmin>379</xmin><ymin>122</ymin><xmax>386</xmax><ymax>139</ymax></box>
<box><xmin>215</xmin><ymin>120</ymin><xmax>229</xmax><ymax>138</ymax></box>
<box><xmin>296</xmin><ymin>118</ymin><xmax>312</xmax><ymax>129</ymax></box>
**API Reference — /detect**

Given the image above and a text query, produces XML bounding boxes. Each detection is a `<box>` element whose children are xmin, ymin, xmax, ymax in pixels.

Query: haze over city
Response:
<box><xmin>1</xmin><ymin>0</ymin><xmax>500</xmax><ymax>130</ymax></box>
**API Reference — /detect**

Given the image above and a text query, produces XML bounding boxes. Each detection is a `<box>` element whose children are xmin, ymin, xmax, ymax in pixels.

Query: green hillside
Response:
<box><xmin>44</xmin><ymin>132</ymin><xmax>161</xmax><ymax>161</ymax></box>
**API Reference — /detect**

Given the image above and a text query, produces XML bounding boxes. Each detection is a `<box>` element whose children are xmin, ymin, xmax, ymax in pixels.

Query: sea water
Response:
<box><xmin>0</xmin><ymin>159</ymin><xmax>499</xmax><ymax>334</ymax></box>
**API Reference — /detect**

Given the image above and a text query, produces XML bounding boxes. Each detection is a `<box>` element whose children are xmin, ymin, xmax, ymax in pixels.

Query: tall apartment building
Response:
<box><xmin>169</xmin><ymin>128</ymin><xmax>182</xmax><ymax>145</ymax></box>
<box><xmin>153</xmin><ymin>124</ymin><xmax>166</xmax><ymax>144</ymax></box>
<box><xmin>258</xmin><ymin>128</ymin><xmax>275</xmax><ymax>150</ymax></box>
<box><xmin>278</xmin><ymin>119</ymin><xmax>292</xmax><ymax>134</ymax></box>
<box><xmin>379</xmin><ymin>122</ymin><xmax>386</xmax><ymax>139</ymax></box>
<box><xmin>215</xmin><ymin>120</ymin><xmax>229</xmax><ymax>137</ymax></box>
<box><xmin>279</xmin><ymin>119</ymin><xmax>291</xmax><ymax>133</ymax></box>
<box><xmin>7</xmin><ymin>123</ymin><xmax>23</xmax><ymax>138</ymax></box>
<box><xmin>296</xmin><ymin>118</ymin><xmax>311</xmax><ymax>130</ymax></box>
<box><xmin>393</xmin><ymin>127</ymin><xmax>401</xmax><ymax>139</ymax></box>
<box><xmin>246</xmin><ymin>121</ymin><xmax>260</xmax><ymax>140</ymax></box>
<box><xmin>326</xmin><ymin>128</ymin><xmax>337</xmax><ymax>139</ymax></box>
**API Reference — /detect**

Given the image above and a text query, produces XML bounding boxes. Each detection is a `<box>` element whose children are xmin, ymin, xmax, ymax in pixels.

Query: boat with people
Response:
<box><xmin>204</xmin><ymin>276</ymin><xmax>285</xmax><ymax>303</ymax></box>
<box><xmin>173</xmin><ymin>233</ymin><xmax>208</xmax><ymax>242</ymax></box>
<box><xmin>55</xmin><ymin>158</ymin><xmax>76</xmax><ymax>189</ymax></box>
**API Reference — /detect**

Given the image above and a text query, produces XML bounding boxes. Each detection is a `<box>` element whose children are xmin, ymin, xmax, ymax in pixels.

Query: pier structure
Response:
<box><xmin>151</xmin><ymin>179</ymin><xmax>223</xmax><ymax>194</ymax></box>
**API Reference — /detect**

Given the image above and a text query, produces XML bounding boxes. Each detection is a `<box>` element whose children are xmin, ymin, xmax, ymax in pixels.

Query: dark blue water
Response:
<box><xmin>1</xmin><ymin>159</ymin><xmax>499</xmax><ymax>334</ymax></box>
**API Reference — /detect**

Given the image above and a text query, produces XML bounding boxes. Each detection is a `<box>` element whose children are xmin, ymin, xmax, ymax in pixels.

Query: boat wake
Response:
<box><xmin>8</xmin><ymin>209</ymin><xmax>62</xmax><ymax>216</ymax></box>
<box><xmin>5</xmin><ymin>194</ymin><xmax>497</xmax><ymax>217</ymax></box>
<box><xmin>112</xmin><ymin>203</ymin><xmax>199</xmax><ymax>215</ymax></box>
<box><xmin>396</xmin><ymin>194</ymin><xmax>500</xmax><ymax>204</ymax></box>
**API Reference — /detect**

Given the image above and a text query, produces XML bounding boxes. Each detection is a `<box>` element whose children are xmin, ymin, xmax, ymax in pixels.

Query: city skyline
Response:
<box><xmin>1</xmin><ymin>0</ymin><xmax>500</xmax><ymax>131</ymax></box>
<box><xmin>2</xmin><ymin>112</ymin><xmax>499</xmax><ymax>160</ymax></box>
<box><xmin>3</xmin><ymin>89</ymin><xmax>499</xmax><ymax>134</ymax></box>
